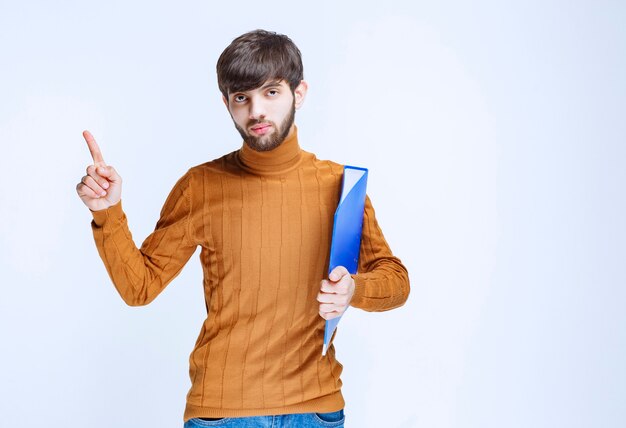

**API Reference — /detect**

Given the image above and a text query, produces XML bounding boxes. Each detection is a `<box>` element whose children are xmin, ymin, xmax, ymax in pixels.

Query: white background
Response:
<box><xmin>1</xmin><ymin>1</ymin><xmax>625</xmax><ymax>427</ymax></box>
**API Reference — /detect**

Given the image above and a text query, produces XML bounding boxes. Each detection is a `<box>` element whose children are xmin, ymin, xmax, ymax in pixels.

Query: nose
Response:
<box><xmin>248</xmin><ymin>96</ymin><xmax>266</xmax><ymax>121</ymax></box>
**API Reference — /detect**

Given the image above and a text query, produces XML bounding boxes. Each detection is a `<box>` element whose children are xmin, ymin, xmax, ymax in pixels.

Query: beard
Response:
<box><xmin>233</xmin><ymin>102</ymin><xmax>296</xmax><ymax>152</ymax></box>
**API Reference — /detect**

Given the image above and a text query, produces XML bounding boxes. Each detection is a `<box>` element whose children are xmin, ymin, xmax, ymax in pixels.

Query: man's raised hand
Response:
<box><xmin>76</xmin><ymin>130</ymin><xmax>123</xmax><ymax>211</ymax></box>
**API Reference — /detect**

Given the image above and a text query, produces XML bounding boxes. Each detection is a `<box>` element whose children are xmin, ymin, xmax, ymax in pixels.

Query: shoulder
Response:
<box><xmin>302</xmin><ymin>149</ymin><xmax>346</xmax><ymax>175</ymax></box>
<box><xmin>184</xmin><ymin>150</ymin><xmax>242</xmax><ymax>179</ymax></box>
<box><xmin>160</xmin><ymin>150</ymin><xmax>241</xmax><ymax>199</ymax></box>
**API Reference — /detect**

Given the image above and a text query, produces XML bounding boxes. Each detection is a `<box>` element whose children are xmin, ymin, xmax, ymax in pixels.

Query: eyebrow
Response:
<box><xmin>260</xmin><ymin>80</ymin><xmax>284</xmax><ymax>90</ymax></box>
<box><xmin>230</xmin><ymin>80</ymin><xmax>284</xmax><ymax>98</ymax></box>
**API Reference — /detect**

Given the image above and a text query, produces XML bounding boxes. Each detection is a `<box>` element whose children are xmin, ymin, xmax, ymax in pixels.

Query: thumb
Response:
<box><xmin>329</xmin><ymin>266</ymin><xmax>349</xmax><ymax>282</ymax></box>
<box><xmin>96</xmin><ymin>165</ymin><xmax>121</xmax><ymax>183</ymax></box>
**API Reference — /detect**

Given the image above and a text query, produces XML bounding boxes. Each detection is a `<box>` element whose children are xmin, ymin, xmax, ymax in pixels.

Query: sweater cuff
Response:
<box><xmin>90</xmin><ymin>200</ymin><xmax>124</xmax><ymax>227</ymax></box>
<box><xmin>350</xmin><ymin>274</ymin><xmax>366</xmax><ymax>307</ymax></box>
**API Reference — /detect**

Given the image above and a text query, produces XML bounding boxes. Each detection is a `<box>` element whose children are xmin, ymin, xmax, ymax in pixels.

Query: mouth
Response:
<box><xmin>250</xmin><ymin>123</ymin><xmax>272</xmax><ymax>135</ymax></box>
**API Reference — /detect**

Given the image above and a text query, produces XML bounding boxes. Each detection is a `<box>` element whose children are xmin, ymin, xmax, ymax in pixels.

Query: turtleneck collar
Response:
<box><xmin>237</xmin><ymin>125</ymin><xmax>303</xmax><ymax>175</ymax></box>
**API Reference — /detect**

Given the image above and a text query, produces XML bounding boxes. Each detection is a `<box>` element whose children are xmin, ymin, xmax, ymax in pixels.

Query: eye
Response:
<box><xmin>233</xmin><ymin>94</ymin><xmax>247</xmax><ymax>103</ymax></box>
<box><xmin>267</xmin><ymin>89</ymin><xmax>279</xmax><ymax>96</ymax></box>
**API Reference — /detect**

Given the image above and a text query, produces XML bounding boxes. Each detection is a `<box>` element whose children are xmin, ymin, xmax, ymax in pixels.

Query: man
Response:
<box><xmin>76</xmin><ymin>29</ymin><xmax>410</xmax><ymax>427</ymax></box>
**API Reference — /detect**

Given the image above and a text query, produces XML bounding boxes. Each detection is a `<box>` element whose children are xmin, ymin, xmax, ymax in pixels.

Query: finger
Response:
<box><xmin>86</xmin><ymin>165</ymin><xmax>110</xmax><ymax>189</ymax></box>
<box><xmin>320</xmin><ymin>280</ymin><xmax>347</xmax><ymax>294</ymax></box>
<box><xmin>81</xmin><ymin>175</ymin><xmax>107</xmax><ymax>197</ymax></box>
<box><xmin>318</xmin><ymin>292</ymin><xmax>350</xmax><ymax>307</ymax></box>
<box><xmin>319</xmin><ymin>306</ymin><xmax>342</xmax><ymax>320</ymax></box>
<box><xmin>76</xmin><ymin>181</ymin><xmax>103</xmax><ymax>199</ymax></box>
<box><xmin>317</xmin><ymin>292</ymin><xmax>335</xmax><ymax>303</ymax></box>
<box><xmin>319</xmin><ymin>312</ymin><xmax>339</xmax><ymax>320</ymax></box>
<box><xmin>329</xmin><ymin>266</ymin><xmax>350</xmax><ymax>282</ymax></box>
<box><xmin>96</xmin><ymin>165</ymin><xmax>122</xmax><ymax>184</ymax></box>
<box><xmin>320</xmin><ymin>280</ymin><xmax>337</xmax><ymax>294</ymax></box>
<box><xmin>319</xmin><ymin>302</ymin><xmax>339</xmax><ymax>313</ymax></box>
<box><xmin>83</xmin><ymin>130</ymin><xmax>106</xmax><ymax>166</ymax></box>
<box><xmin>320</xmin><ymin>312</ymin><xmax>341</xmax><ymax>320</ymax></box>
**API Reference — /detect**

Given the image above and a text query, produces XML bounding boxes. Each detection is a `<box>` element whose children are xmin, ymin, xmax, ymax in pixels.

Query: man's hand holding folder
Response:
<box><xmin>317</xmin><ymin>266</ymin><xmax>355</xmax><ymax>320</ymax></box>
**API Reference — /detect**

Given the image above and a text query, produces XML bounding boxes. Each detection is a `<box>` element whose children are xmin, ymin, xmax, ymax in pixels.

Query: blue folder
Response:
<box><xmin>322</xmin><ymin>165</ymin><xmax>368</xmax><ymax>356</ymax></box>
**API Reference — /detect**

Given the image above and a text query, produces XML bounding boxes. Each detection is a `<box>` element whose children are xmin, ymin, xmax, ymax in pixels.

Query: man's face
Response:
<box><xmin>224</xmin><ymin>79</ymin><xmax>307</xmax><ymax>152</ymax></box>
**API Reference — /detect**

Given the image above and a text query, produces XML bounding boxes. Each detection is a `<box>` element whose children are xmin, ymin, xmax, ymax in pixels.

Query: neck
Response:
<box><xmin>237</xmin><ymin>125</ymin><xmax>303</xmax><ymax>175</ymax></box>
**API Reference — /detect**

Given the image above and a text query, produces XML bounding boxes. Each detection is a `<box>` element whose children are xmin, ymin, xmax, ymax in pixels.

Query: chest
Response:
<box><xmin>195</xmin><ymin>171</ymin><xmax>341</xmax><ymax>252</ymax></box>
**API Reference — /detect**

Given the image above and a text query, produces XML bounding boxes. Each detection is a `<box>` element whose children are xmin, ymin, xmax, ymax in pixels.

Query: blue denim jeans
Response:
<box><xmin>184</xmin><ymin>410</ymin><xmax>345</xmax><ymax>427</ymax></box>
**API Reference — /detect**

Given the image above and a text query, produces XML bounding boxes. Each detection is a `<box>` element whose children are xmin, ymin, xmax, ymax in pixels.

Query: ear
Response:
<box><xmin>293</xmin><ymin>80</ymin><xmax>308</xmax><ymax>110</ymax></box>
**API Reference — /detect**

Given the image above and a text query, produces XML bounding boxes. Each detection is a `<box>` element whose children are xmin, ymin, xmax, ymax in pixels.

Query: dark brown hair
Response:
<box><xmin>216</xmin><ymin>29</ymin><xmax>304</xmax><ymax>98</ymax></box>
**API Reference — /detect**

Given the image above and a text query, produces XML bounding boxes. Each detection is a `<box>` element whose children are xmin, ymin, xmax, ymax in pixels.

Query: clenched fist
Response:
<box><xmin>317</xmin><ymin>266</ymin><xmax>355</xmax><ymax>320</ymax></box>
<box><xmin>75</xmin><ymin>130</ymin><xmax>123</xmax><ymax>211</ymax></box>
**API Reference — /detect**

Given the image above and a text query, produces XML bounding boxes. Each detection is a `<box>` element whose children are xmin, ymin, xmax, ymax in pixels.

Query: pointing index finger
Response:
<box><xmin>83</xmin><ymin>130</ymin><xmax>106</xmax><ymax>166</ymax></box>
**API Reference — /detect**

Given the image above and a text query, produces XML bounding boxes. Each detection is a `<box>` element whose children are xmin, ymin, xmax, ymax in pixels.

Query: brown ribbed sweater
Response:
<box><xmin>90</xmin><ymin>127</ymin><xmax>410</xmax><ymax>420</ymax></box>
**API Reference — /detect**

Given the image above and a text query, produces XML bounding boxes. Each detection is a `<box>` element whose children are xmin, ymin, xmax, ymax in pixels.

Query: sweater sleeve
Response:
<box><xmin>349</xmin><ymin>195</ymin><xmax>410</xmax><ymax>311</ymax></box>
<box><xmin>90</xmin><ymin>172</ymin><xmax>197</xmax><ymax>306</ymax></box>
